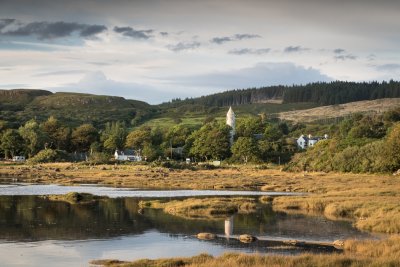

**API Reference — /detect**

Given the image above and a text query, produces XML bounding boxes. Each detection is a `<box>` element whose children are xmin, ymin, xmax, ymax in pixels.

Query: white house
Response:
<box><xmin>12</xmin><ymin>156</ymin><xmax>25</xmax><ymax>162</ymax></box>
<box><xmin>297</xmin><ymin>134</ymin><xmax>328</xmax><ymax>149</ymax></box>
<box><xmin>114</xmin><ymin>149</ymin><xmax>142</xmax><ymax>161</ymax></box>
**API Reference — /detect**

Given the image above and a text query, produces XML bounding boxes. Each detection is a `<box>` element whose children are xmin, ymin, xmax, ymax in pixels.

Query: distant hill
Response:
<box><xmin>278</xmin><ymin>98</ymin><xmax>400</xmax><ymax>123</ymax></box>
<box><xmin>0</xmin><ymin>90</ymin><xmax>154</xmax><ymax>127</ymax></box>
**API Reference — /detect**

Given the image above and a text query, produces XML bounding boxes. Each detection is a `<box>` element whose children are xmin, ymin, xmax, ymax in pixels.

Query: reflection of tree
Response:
<box><xmin>0</xmin><ymin>196</ymin><xmax>368</xmax><ymax>243</ymax></box>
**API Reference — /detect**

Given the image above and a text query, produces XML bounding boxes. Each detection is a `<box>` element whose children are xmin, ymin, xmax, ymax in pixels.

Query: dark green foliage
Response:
<box><xmin>0</xmin><ymin>129</ymin><xmax>24</xmax><ymax>158</ymax></box>
<box><xmin>71</xmin><ymin>124</ymin><xmax>99</xmax><ymax>152</ymax></box>
<box><xmin>101</xmin><ymin>121</ymin><xmax>127</xmax><ymax>151</ymax></box>
<box><xmin>231</xmin><ymin>137</ymin><xmax>260</xmax><ymax>163</ymax></box>
<box><xmin>189</xmin><ymin>122</ymin><xmax>231</xmax><ymax>161</ymax></box>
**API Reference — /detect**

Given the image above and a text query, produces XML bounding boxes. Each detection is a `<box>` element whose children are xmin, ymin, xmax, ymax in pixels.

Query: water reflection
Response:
<box><xmin>224</xmin><ymin>216</ymin><xmax>233</xmax><ymax>238</ymax></box>
<box><xmin>0</xmin><ymin>195</ymin><xmax>373</xmax><ymax>243</ymax></box>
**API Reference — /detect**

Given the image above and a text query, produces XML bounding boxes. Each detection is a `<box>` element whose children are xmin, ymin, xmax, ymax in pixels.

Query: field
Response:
<box><xmin>278</xmin><ymin>98</ymin><xmax>400</xmax><ymax>122</ymax></box>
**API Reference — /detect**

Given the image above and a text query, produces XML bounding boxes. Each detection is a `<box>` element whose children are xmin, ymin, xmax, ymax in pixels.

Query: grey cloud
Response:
<box><xmin>0</xmin><ymin>18</ymin><xmax>15</xmax><ymax>30</ymax></box>
<box><xmin>334</xmin><ymin>48</ymin><xmax>345</xmax><ymax>54</ymax></box>
<box><xmin>113</xmin><ymin>26</ymin><xmax>153</xmax><ymax>39</ymax></box>
<box><xmin>159</xmin><ymin>31</ymin><xmax>168</xmax><ymax>36</ymax></box>
<box><xmin>234</xmin><ymin>34</ymin><xmax>260</xmax><ymax>40</ymax></box>
<box><xmin>164</xmin><ymin>62</ymin><xmax>332</xmax><ymax>90</ymax></box>
<box><xmin>284</xmin><ymin>46</ymin><xmax>310</xmax><ymax>53</ymax></box>
<box><xmin>211</xmin><ymin>36</ymin><xmax>232</xmax><ymax>44</ymax></box>
<box><xmin>228</xmin><ymin>48</ymin><xmax>270</xmax><ymax>55</ymax></box>
<box><xmin>166</xmin><ymin>41</ymin><xmax>201</xmax><ymax>52</ymax></box>
<box><xmin>2</xmin><ymin>21</ymin><xmax>106</xmax><ymax>39</ymax></box>
<box><xmin>211</xmin><ymin>33</ymin><xmax>261</xmax><ymax>44</ymax></box>
<box><xmin>376</xmin><ymin>64</ymin><xmax>400</xmax><ymax>72</ymax></box>
<box><xmin>334</xmin><ymin>54</ymin><xmax>357</xmax><ymax>60</ymax></box>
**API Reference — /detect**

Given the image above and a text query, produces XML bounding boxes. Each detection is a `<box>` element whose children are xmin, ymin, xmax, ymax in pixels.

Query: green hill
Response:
<box><xmin>0</xmin><ymin>90</ymin><xmax>154</xmax><ymax>127</ymax></box>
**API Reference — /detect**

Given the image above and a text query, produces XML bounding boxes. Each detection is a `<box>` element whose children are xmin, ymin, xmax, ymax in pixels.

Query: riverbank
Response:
<box><xmin>1</xmin><ymin>163</ymin><xmax>400</xmax><ymax>234</ymax></box>
<box><xmin>91</xmin><ymin>235</ymin><xmax>400</xmax><ymax>267</ymax></box>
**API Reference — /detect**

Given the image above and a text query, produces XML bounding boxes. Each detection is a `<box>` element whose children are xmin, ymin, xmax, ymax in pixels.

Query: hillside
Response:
<box><xmin>0</xmin><ymin>90</ymin><xmax>154</xmax><ymax>127</ymax></box>
<box><xmin>278</xmin><ymin>98</ymin><xmax>400</xmax><ymax>122</ymax></box>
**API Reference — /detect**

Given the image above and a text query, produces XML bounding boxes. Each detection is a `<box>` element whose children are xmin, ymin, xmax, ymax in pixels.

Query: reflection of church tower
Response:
<box><xmin>224</xmin><ymin>216</ymin><xmax>234</xmax><ymax>237</ymax></box>
<box><xmin>226</xmin><ymin>107</ymin><xmax>235</xmax><ymax>146</ymax></box>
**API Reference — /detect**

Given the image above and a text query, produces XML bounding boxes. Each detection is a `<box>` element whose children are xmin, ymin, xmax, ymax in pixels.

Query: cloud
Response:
<box><xmin>284</xmin><ymin>46</ymin><xmax>310</xmax><ymax>53</ymax></box>
<box><xmin>228</xmin><ymin>48</ymin><xmax>270</xmax><ymax>55</ymax></box>
<box><xmin>163</xmin><ymin>62</ymin><xmax>332</xmax><ymax>90</ymax></box>
<box><xmin>34</xmin><ymin>70</ymin><xmax>85</xmax><ymax>77</ymax></box>
<box><xmin>376</xmin><ymin>64</ymin><xmax>400</xmax><ymax>72</ymax></box>
<box><xmin>166</xmin><ymin>41</ymin><xmax>201</xmax><ymax>52</ymax></box>
<box><xmin>54</xmin><ymin>71</ymin><xmax>164</xmax><ymax>104</ymax></box>
<box><xmin>333</xmin><ymin>48</ymin><xmax>345</xmax><ymax>54</ymax></box>
<box><xmin>2</xmin><ymin>20</ymin><xmax>107</xmax><ymax>39</ymax></box>
<box><xmin>0</xmin><ymin>18</ymin><xmax>15</xmax><ymax>30</ymax></box>
<box><xmin>210</xmin><ymin>33</ymin><xmax>260</xmax><ymax>44</ymax></box>
<box><xmin>113</xmin><ymin>26</ymin><xmax>153</xmax><ymax>39</ymax></box>
<box><xmin>159</xmin><ymin>31</ymin><xmax>169</xmax><ymax>36</ymax></box>
<box><xmin>334</xmin><ymin>54</ymin><xmax>357</xmax><ymax>61</ymax></box>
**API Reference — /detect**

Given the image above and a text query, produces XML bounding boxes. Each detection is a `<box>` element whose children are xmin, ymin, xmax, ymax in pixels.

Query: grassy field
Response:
<box><xmin>278</xmin><ymin>98</ymin><xmax>400</xmax><ymax>122</ymax></box>
<box><xmin>91</xmin><ymin>235</ymin><xmax>400</xmax><ymax>267</ymax></box>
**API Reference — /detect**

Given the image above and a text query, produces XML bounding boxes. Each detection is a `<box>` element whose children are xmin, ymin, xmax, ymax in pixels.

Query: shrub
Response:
<box><xmin>28</xmin><ymin>149</ymin><xmax>69</xmax><ymax>164</ymax></box>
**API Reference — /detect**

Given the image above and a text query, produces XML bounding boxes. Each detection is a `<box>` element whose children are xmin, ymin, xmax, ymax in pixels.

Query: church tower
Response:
<box><xmin>226</xmin><ymin>106</ymin><xmax>235</xmax><ymax>145</ymax></box>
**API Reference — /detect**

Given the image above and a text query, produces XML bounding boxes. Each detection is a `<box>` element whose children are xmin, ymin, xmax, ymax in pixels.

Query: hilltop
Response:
<box><xmin>0</xmin><ymin>90</ymin><xmax>154</xmax><ymax>127</ymax></box>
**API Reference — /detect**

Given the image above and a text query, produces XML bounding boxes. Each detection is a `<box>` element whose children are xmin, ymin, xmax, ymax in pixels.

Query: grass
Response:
<box><xmin>2</xmin><ymin>163</ymin><xmax>400</xmax><ymax>234</ymax></box>
<box><xmin>90</xmin><ymin>236</ymin><xmax>400</xmax><ymax>267</ymax></box>
<box><xmin>42</xmin><ymin>192</ymin><xmax>100</xmax><ymax>204</ymax></box>
<box><xmin>139</xmin><ymin>197</ymin><xmax>259</xmax><ymax>219</ymax></box>
<box><xmin>278</xmin><ymin>98</ymin><xmax>400</xmax><ymax>122</ymax></box>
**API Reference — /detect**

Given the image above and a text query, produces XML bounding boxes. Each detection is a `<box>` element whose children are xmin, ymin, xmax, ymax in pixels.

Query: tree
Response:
<box><xmin>71</xmin><ymin>124</ymin><xmax>99</xmax><ymax>152</ymax></box>
<box><xmin>19</xmin><ymin>119</ymin><xmax>46</xmax><ymax>157</ymax></box>
<box><xmin>101</xmin><ymin>121</ymin><xmax>127</xmax><ymax>151</ymax></box>
<box><xmin>0</xmin><ymin>129</ymin><xmax>23</xmax><ymax>159</ymax></box>
<box><xmin>189</xmin><ymin>122</ymin><xmax>230</xmax><ymax>161</ymax></box>
<box><xmin>125</xmin><ymin>127</ymin><xmax>151</xmax><ymax>150</ymax></box>
<box><xmin>264</xmin><ymin>124</ymin><xmax>282</xmax><ymax>142</ymax></box>
<box><xmin>40</xmin><ymin>116</ymin><xmax>70</xmax><ymax>150</ymax></box>
<box><xmin>236</xmin><ymin>117</ymin><xmax>264</xmax><ymax>137</ymax></box>
<box><xmin>142</xmin><ymin>143</ymin><xmax>161</xmax><ymax>161</ymax></box>
<box><xmin>385</xmin><ymin>123</ymin><xmax>400</xmax><ymax>171</ymax></box>
<box><xmin>231</xmin><ymin>137</ymin><xmax>259</xmax><ymax>163</ymax></box>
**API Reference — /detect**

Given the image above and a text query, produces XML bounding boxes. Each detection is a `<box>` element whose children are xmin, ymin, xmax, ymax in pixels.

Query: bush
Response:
<box><xmin>87</xmin><ymin>152</ymin><xmax>112</xmax><ymax>164</ymax></box>
<box><xmin>28</xmin><ymin>149</ymin><xmax>70</xmax><ymax>164</ymax></box>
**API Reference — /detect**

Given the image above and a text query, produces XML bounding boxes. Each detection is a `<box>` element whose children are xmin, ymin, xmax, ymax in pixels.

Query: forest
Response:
<box><xmin>162</xmin><ymin>80</ymin><xmax>400</xmax><ymax>108</ymax></box>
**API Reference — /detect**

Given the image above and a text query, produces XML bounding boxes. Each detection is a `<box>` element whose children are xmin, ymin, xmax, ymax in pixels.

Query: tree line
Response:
<box><xmin>162</xmin><ymin>80</ymin><xmax>400</xmax><ymax>109</ymax></box>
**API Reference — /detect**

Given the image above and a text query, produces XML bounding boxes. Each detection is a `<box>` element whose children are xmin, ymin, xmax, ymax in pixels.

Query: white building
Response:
<box><xmin>12</xmin><ymin>156</ymin><xmax>25</xmax><ymax>162</ymax></box>
<box><xmin>297</xmin><ymin>134</ymin><xmax>328</xmax><ymax>149</ymax></box>
<box><xmin>226</xmin><ymin>106</ymin><xmax>236</xmax><ymax>145</ymax></box>
<box><xmin>114</xmin><ymin>149</ymin><xmax>142</xmax><ymax>161</ymax></box>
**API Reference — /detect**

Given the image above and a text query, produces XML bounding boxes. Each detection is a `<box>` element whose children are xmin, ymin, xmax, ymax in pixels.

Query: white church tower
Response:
<box><xmin>226</xmin><ymin>106</ymin><xmax>235</xmax><ymax>145</ymax></box>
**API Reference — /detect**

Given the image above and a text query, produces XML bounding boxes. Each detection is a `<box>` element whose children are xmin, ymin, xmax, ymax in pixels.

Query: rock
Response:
<box><xmin>393</xmin><ymin>169</ymin><xmax>400</xmax><ymax>176</ymax></box>
<box><xmin>196</xmin><ymin>233</ymin><xmax>216</xmax><ymax>240</ymax></box>
<box><xmin>100</xmin><ymin>166</ymin><xmax>107</xmax><ymax>170</ymax></box>
<box><xmin>239</xmin><ymin>234</ymin><xmax>257</xmax><ymax>243</ymax></box>
<box><xmin>54</xmin><ymin>168</ymin><xmax>60</xmax><ymax>172</ymax></box>
<box><xmin>333</xmin><ymin>240</ymin><xmax>345</xmax><ymax>248</ymax></box>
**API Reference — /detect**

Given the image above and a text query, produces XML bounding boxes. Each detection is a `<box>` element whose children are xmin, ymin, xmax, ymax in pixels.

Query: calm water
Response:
<box><xmin>0</xmin><ymin>184</ymin><xmax>374</xmax><ymax>266</ymax></box>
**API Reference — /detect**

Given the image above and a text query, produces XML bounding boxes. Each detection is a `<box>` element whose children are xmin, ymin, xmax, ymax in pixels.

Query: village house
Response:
<box><xmin>114</xmin><ymin>149</ymin><xmax>142</xmax><ymax>161</ymax></box>
<box><xmin>12</xmin><ymin>156</ymin><xmax>26</xmax><ymax>162</ymax></box>
<box><xmin>297</xmin><ymin>134</ymin><xmax>328</xmax><ymax>149</ymax></box>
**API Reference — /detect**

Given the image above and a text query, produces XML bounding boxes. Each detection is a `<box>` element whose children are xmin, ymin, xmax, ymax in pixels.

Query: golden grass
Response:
<box><xmin>139</xmin><ymin>197</ymin><xmax>259</xmax><ymax>219</ymax></box>
<box><xmin>278</xmin><ymin>98</ymin><xmax>400</xmax><ymax>122</ymax></box>
<box><xmin>90</xmin><ymin>236</ymin><xmax>400</xmax><ymax>267</ymax></box>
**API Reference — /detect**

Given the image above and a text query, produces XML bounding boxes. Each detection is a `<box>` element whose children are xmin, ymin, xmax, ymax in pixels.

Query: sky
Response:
<box><xmin>0</xmin><ymin>0</ymin><xmax>399</xmax><ymax>104</ymax></box>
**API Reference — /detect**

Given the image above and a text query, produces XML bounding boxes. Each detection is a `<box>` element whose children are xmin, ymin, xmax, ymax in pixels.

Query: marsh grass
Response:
<box><xmin>139</xmin><ymin>197</ymin><xmax>259</xmax><ymax>219</ymax></box>
<box><xmin>90</xmin><ymin>236</ymin><xmax>400</xmax><ymax>267</ymax></box>
<box><xmin>2</xmin><ymin>163</ymin><xmax>400</xmax><ymax>233</ymax></box>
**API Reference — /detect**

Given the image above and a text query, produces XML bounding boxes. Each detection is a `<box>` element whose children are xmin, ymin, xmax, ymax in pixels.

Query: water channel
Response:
<box><xmin>0</xmin><ymin>183</ymin><xmax>374</xmax><ymax>266</ymax></box>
